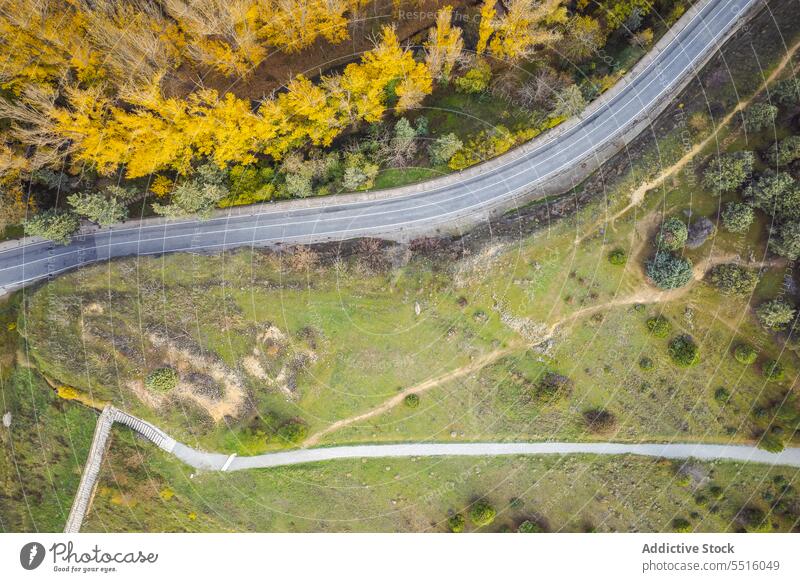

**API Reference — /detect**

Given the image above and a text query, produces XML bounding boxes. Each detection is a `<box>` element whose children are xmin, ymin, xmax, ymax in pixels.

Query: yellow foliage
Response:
<box><xmin>160</xmin><ymin>488</ymin><xmax>175</xmax><ymax>501</ymax></box>
<box><xmin>487</xmin><ymin>0</ymin><xmax>566</xmax><ymax>63</ymax></box>
<box><xmin>425</xmin><ymin>7</ymin><xmax>464</xmax><ymax>82</ymax></box>
<box><xmin>150</xmin><ymin>176</ymin><xmax>174</xmax><ymax>198</ymax></box>
<box><xmin>476</xmin><ymin>0</ymin><xmax>496</xmax><ymax>56</ymax></box>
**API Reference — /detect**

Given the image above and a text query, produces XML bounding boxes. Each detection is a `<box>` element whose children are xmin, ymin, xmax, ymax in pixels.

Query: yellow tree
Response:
<box><xmin>488</xmin><ymin>0</ymin><xmax>567</xmax><ymax>63</ymax></box>
<box><xmin>425</xmin><ymin>6</ymin><xmax>464</xmax><ymax>83</ymax></box>
<box><xmin>476</xmin><ymin>0</ymin><xmax>496</xmax><ymax>56</ymax></box>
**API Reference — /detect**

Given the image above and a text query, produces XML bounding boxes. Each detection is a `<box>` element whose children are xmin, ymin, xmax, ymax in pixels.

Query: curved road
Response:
<box><xmin>0</xmin><ymin>0</ymin><xmax>758</xmax><ymax>294</ymax></box>
<box><xmin>169</xmin><ymin>440</ymin><xmax>800</xmax><ymax>472</ymax></box>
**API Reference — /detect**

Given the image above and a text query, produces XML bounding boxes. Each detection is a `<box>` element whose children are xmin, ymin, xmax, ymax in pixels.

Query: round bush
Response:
<box><xmin>404</xmin><ymin>393</ymin><xmax>420</xmax><ymax>408</ymax></box>
<box><xmin>646</xmin><ymin>315</ymin><xmax>671</xmax><ymax>338</ymax></box>
<box><xmin>447</xmin><ymin>513</ymin><xmax>465</xmax><ymax>533</ymax></box>
<box><xmin>756</xmin><ymin>299</ymin><xmax>796</xmax><ymax>330</ymax></box>
<box><xmin>517</xmin><ymin>520</ymin><xmax>544</xmax><ymax>533</ymax></box>
<box><xmin>276</xmin><ymin>420</ymin><xmax>308</xmax><ymax>443</ymax></box>
<box><xmin>638</xmin><ymin>356</ymin><xmax>654</xmax><ymax>371</ymax></box>
<box><xmin>655</xmin><ymin>217</ymin><xmax>688</xmax><ymax>251</ymax></box>
<box><xmin>733</xmin><ymin>343</ymin><xmax>757</xmax><ymax>365</ymax></box>
<box><xmin>145</xmin><ymin>367</ymin><xmax>178</xmax><ymax>393</ymax></box>
<box><xmin>608</xmin><ymin>248</ymin><xmax>627</xmax><ymax>265</ymax></box>
<box><xmin>583</xmin><ymin>408</ymin><xmax>617</xmax><ymax>433</ymax></box>
<box><xmin>713</xmin><ymin>387</ymin><xmax>731</xmax><ymax>403</ymax></box>
<box><xmin>762</xmin><ymin>359</ymin><xmax>784</xmax><ymax>381</ymax></box>
<box><xmin>668</xmin><ymin>335</ymin><xmax>700</xmax><ymax>367</ymax></box>
<box><xmin>709</xmin><ymin>264</ymin><xmax>759</xmax><ymax>296</ymax></box>
<box><xmin>646</xmin><ymin>252</ymin><xmax>693</xmax><ymax>289</ymax></box>
<box><xmin>721</xmin><ymin>201</ymin><xmax>754</xmax><ymax>233</ymax></box>
<box><xmin>469</xmin><ymin>500</ymin><xmax>496</xmax><ymax>527</ymax></box>
<box><xmin>671</xmin><ymin>517</ymin><xmax>692</xmax><ymax>533</ymax></box>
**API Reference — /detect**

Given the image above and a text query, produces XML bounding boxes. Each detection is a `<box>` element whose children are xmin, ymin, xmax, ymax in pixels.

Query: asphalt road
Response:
<box><xmin>0</xmin><ymin>0</ymin><xmax>757</xmax><ymax>294</ymax></box>
<box><xmin>169</xmin><ymin>441</ymin><xmax>800</xmax><ymax>472</ymax></box>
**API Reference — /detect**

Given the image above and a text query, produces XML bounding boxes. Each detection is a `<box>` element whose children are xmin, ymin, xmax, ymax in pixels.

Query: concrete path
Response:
<box><xmin>0</xmin><ymin>0</ymin><xmax>761</xmax><ymax>295</ymax></box>
<box><xmin>168</xmin><ymin>441</ymin><xmax>800</xmax><ymax>472</ymax></box>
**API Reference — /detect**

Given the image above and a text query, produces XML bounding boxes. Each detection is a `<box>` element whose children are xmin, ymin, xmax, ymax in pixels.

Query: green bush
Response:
<box><xmin>404</xmin><ymin>393</ymin><xmax>420</xmax><ymax>408</ymax></box>
<box><xmin>275</xmin><ymin>419</ymin><xmax>308</xmax><ymax>444</ymax></box>
<box><xmin>655</xmin><ymin>217</ymin><xmax>688</xmax><ymax>251</ymax></box>
<box><xmin>517</xmin><ymin>520</ymin><xmax>544</xmax><ymax>533</ymax></box>
<box><xmin>583</xmin><ymin>408</ymin><xmax>617</xmax><ymax>433</ymax></box>
<box><xmin>668</xmin><ymin>334</ymin><xmax>699</xmax><ymax>367</ymax></box>
<box><xmin>607</xmin><ymin>248</ymin><xmax>627</xmax><ymax>265</ymax></box>
<box><xmin>428</xmin><ymin>133</ymin><xmax>463</xmax><ymax>166</ymax></box>
<box><xmin>766</xmin><ymin>135</ymin><xmax>800</xmax><ymax>167</ymax></box>
<box><xmin>454</xmin><ymin>60</ymin><xmax>491</xmax><ymax>94</ymax></box>
<box><xmin>535</xmin><ymin>371</ymin><xmax>573</xmax><ymax>402</ymax></box>
<box><xmin>702</xmin><ymin>151</ymin><xmax>754</xmax><ymax>193</ymax></box>
<box><xmin>638</xmin><ymin>356</ymin><xmax>654</xmax><ymax>370</ymax></box>
<box><xmin>646</xmin><ymin>315</ymin><xmax>671</xmax><ymax>338</ymax></box>
<box><xmin>469</xmin><ymin>500</ymin><xmax>496</xmax><ymax>527</ymax></box>
<box><xmin>756</xmin><ymin>299</ymin><xmax>796</xmax><ymax>330</ymax></box>
<box><xmin>743</xmin><ymin>102</ymin><xmax>778</xmax><ymax>132</ymax></box>
<box><xmin>447</xmin><ymin>513</ymin><xmax>465</xmax><ymax>533</ymax></box>
<box><xmin>220</xmin><ymin>165</ymin><xmax>275</xmax><ymax>207</ymax></box>
<box><xmin>720</xmin><ymin>201</ymin><xmax>754</xmax><ymax>233</ymax></box>
<box><xmin>768</xmin><ymin>221</ymin><xmax>800</xmax><ymax>260</ymax></box>
<box><xmin>708</xmin><ymin>264</ymin><xmax>759</xmax><ymax>296</ymax></box>
<box><xmin>671</xmin><ymin>517</ymin><xmax>692</xmax><ymax>533</ymax></box>
<box><xmin>762</xmin><ymin>359</ymin><xmax>784</xmax><ymax>381</ymax></box>
<box><xmin>145</xmin><ymin>367</ymin><xmax>179</xmax><ymax>393</ymax></box>
<box><xmin>646</xmin><ymin>252</ymin><xmax>693</xmax><ymax>289</ymax></box>
<box><xmin>774</xmin><ymin>78</ymin><xmax>800</xmax><ymax>106</ymax></box>
<box><xmin>733</xmin><ymin>343</ymin><xmax>757</xmax><ymax>365</ymax></box>
<box><xmin>713</xmin><ymin>387</ymin><xmax>731</xmax><ymax>403</ymax></box>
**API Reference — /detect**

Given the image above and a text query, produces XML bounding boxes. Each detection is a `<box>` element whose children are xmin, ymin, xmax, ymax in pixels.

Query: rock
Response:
<box><xmin>2</xmin><ymin>411</ymin><xmax>10</xmax><ymax>428</ymax></box>
<box><xmin>414</xmin><ymin>301</ymin><xmax>421</xmax><ymax>316</ymax></box>
<box><xmin>686</xmin><ymin>217</ymin><xmax>715</xmax><ymax>249</ymax></box>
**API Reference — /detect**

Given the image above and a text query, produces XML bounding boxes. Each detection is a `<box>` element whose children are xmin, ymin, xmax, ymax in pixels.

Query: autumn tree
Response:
<box><xmin>482</xmin><ymin>0</ymin><xmax>567</xmax><ymax>63</ymax></box>
<box><xmin>425</xmin><ymin>6</ymin><xmax>464</xmax><ymax>83</ymax></box>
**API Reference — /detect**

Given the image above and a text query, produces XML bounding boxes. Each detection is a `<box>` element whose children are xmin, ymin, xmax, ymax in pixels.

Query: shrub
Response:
<box><xmin>720</xmin><ymin>201</ymin><xmax>754</xmax><ymax>233</ymax></box>
<box><xmin>67</xmin><ymin>192</ymin><xmax>129</xmax><ymax>226</ymax></box>
<box><xmin>702</xmin><ymin>151</ymin><xmax>754</xmax><ymax>193</ymax></box>
<box><xmin>428</xmin><ymin>133</ymin><xmax>463</xmax><ymax>166</ymax></box>
<box><xmin>713</xmin><ymin>387</ymin><xmax>731</xmax><ymax>403</ymax></box>
<box><xmin>469</xmin><ymin>500</ymin><xmax>496</xmax><ymax>527</ymax></box>
<box><xmin>145</xmin><ymin>367</ymin><xmax>178</xmax><ymax>393</ymax></box>
<box><xmin>220</xmin><ymin>165</ymin><xmax>275</xmax><ymax>207</ymax></box>
<box><xmin>655</xmin><ymin>217</ymin><xmax>688</xmax><ymax>251</ymax></box>
<box><xmin>671</xmin><ymin>517</ymin><xmax>692</xmax><ymax>533</ymax></box>
<box><xmin>762</xmin><ymin>359</ymin><xmax>784</xmax><ymax>381</ymax></box>
<box><xmin>454</xmin><ymin>60</ymin><xmax>491</xmax><ymax>94</ymax></box>
<box><xmin>744</xmin><ymin>171</ymin><xmax>797</xmax><ymax>216</ymax></box>
<box><xmin>756</xmin><ymin>299</ymin><xmax>796</xmax><ymax>330</ymax></box>
<box><xmin>744</xmin><ymin>102</ymin><xmax>778</xmax><ymax>132</ymax></box>
<box><xmin>646</xmin><ymin>252</ymin><xmax>693</xmax><ymax>289</ymax></box>
<box><xmin>708</xmin><ymin>264</ymin><xmax>759</xmax><ymax>296</ymax></box>
<box><xmin>646</xmin><ymin>316</ymin><xmax>671</xmax><ymax>338</ymax></box>
<box><xmin>275</xmin><ymin>419</ymin><xmax>308</xmax><ymax>444</ymax></box>
<box><xmin>583</xmin><ymin>408</ymin><xmax>617</xmax><ymax>433</ymax></box>
<box><xmin>733</xmin><ymin>343</ymin><xmax>757</xmax><ymax>365</ymax></box>
<box><xmin>24</xmin><ymin>210</ymin><xmax>80</xmax><ymax>245</ymax></box>
<box><xmin>758</xmin><ymin>431</ymin><xmax>785</xmax><ymax>453</ymax></box>
<box><xmin>638</xmin><ymin>356</ymin><xmax>654</xmax><ymax>370</ymax></box>
<box><xmin>517</xmin><ymin>520</ymin><xmax>544</xmax><ymax>533</ymax></box>
<box><xmin>668</xmin><ymin>335</ymin><xmax>699</xmax><ymax>367</ymax></box>
<box><xmin>447</xmin><ymin>513</ymin><xmax>465</xmax><ymax>532</ymax></box>
<box><xmin>774</xmin><ymin>78</ymin><xmax>800</xmax><ymax>106</ymax></box>
<box><xmin>607</xmin><ymin>248</ymin><xmax>627</xmax><ymax>265</ymax></box>
<box><xmin>768</xmin><ymin>221</ymin><xmax>800</xmax><ymax>260</ymax></box>
<box><xmin>536</xmin><ymin>371</ymin><xmax>573</xmax><ymax>402</ymax></box>
<box><xmin>152</xmin><ymin>178</ymin><xmax>228</xmax><ymax>218</ymax></box>
<box><xmin>404</xmin><ymin>393</ymin><xmax>420</xmax><ymax>408</ymax></box>
<box><xmin>736</xmin><ymin>506</ymin><xmax>766</xmax><ymax>531</ymax></box>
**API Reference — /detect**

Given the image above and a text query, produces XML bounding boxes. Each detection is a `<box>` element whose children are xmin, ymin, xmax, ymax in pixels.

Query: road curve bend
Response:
<box><xmin>0</xmin><ymin>0</ymin><xmax>759</xmax><ymax>295</ymax></box>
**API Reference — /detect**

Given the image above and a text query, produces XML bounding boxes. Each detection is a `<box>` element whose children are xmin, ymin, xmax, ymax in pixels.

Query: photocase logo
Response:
<box><xmin>20</xmin><ymin>542</ymin><xmax>46</xmax><ymax>570</ymax></box>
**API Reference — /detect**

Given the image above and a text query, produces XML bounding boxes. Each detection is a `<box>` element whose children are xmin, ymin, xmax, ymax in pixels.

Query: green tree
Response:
<box><xmin>745</xmin><ymin>171</ymin><xmax>798</xmax><ymax>217</ymax></box>
<box><xmin>733</xmin><ymin>343</ymin><xmax>757</xmax><ymax>365</ymax></box>
<box><xmin>428</xmin><ymin>133</ymin><xmax>463</xmax><ymax>166</ymax></box>
<box><xmin>720</xmin><ymin>201</ymin><xmax>754</xmax><ymax>233</ymax></box>
<box><xmin>387</xmin><ymin>118</ymin><xmax>418</xmax><ymax>166</ymax></box>
<box><xmin>671</xmin><ymin>517</ymin><xmax>692</xmax><ymax>533</ymax></box>
<box><xmin>668</xmin><ymin>334</ymin><xmax>700</xmax><ymax>367</ymax></box>
<box><xmin>152</xmin><ymin>171</ymin><xmax>229</xmax><ymax>218</ymax></box>
<box><xmin>766</xmin><ymin>135</ymin><xmax>800</xmax><ymax>167</ymax></box>
<box><xmin>769</xmin><ymin>221</ymin><xmax>800</xmax><ymax>260</ymax></box>
<box><xmin>67</xmin><ymin>192</ymin><xmax>129</xmax><ymax>226</ymax></box>
<box><xmin>703</xmin><ymin>151</ymin><xmax>754</xmax><ymax>193</ymax></box>
<box><xmin>469</xmin><ymin>500</ymin><xmax>496</xmax><ymax>527</ymax></box>
<box><xmin>342</xmin><ymin>152</ymin><xmax>379</xmax><ymax>191</ymax></box>
<box><xmin>756</xmin><ymin>299</ymin><xmax>796</xmax><ymax>330</ymax></box>
<box><xmin>551</xmin><ymin>84</ymin><xmax>587</xmax><ymax>119</ymax></box>
<box><xmin>655</xmin><ymin>217</ymin><xmax>688</xmax><ymax>251</ymax></box>
<box><xmin>23</xmin><ymin>210</ymin><xmax>80</xmax><ymax>245</ymax></box>
<box><xmin>646</xmin><ymin>252</ymin><xmax>693</xmax><ymax>289</ymax></box>
<box><xmin>773</xmin><ymin>78</ymin><xmax>800</xmax><ymax>106</ymax></box>
<box><xmin>743</xmin><ymin>102</ymin><xmax>778</xmax><ymax>132</ymax></box>
<box><xmin>708</xmin><ymin>264</ymin><xmax>759</xmax><ymax>296</ymax></box>
<box><xmin>145</xmin><ymin>367</ymin><xmax>178</xmax><ymax>393</ymax></box>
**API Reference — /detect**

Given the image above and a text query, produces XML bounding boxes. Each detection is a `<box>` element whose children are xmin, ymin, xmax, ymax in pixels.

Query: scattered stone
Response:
<box><xmin>2</xmin><ymin>411</ymin><xmax>10</xmax><ymax>428</ymax></box>
<box><xmin>414</xmin><ymin>301</ymin><xmax>421</xmax><ymax>316</ymax></box>
<box><xmin>450</xmin><ymin>431</ymin><xmax>457</xmax><ymax>438</ymax></box>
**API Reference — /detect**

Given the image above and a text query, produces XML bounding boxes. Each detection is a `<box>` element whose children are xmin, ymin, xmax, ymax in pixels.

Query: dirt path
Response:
<box><xmin>302</xmin><ymin>346</ymin><xmax>519</xmax><ymax>447</ymax></box>
<box><xmin>577</xmin><ymin>37</ymin><xmax>800</xmax><ymax>243</ymax></box>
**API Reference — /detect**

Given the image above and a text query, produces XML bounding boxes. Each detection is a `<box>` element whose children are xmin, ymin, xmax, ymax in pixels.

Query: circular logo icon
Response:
<box><xmin>20</xmin><ymin>542</ymin><xmax>45</xmax><ymax>570</ymax></box>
